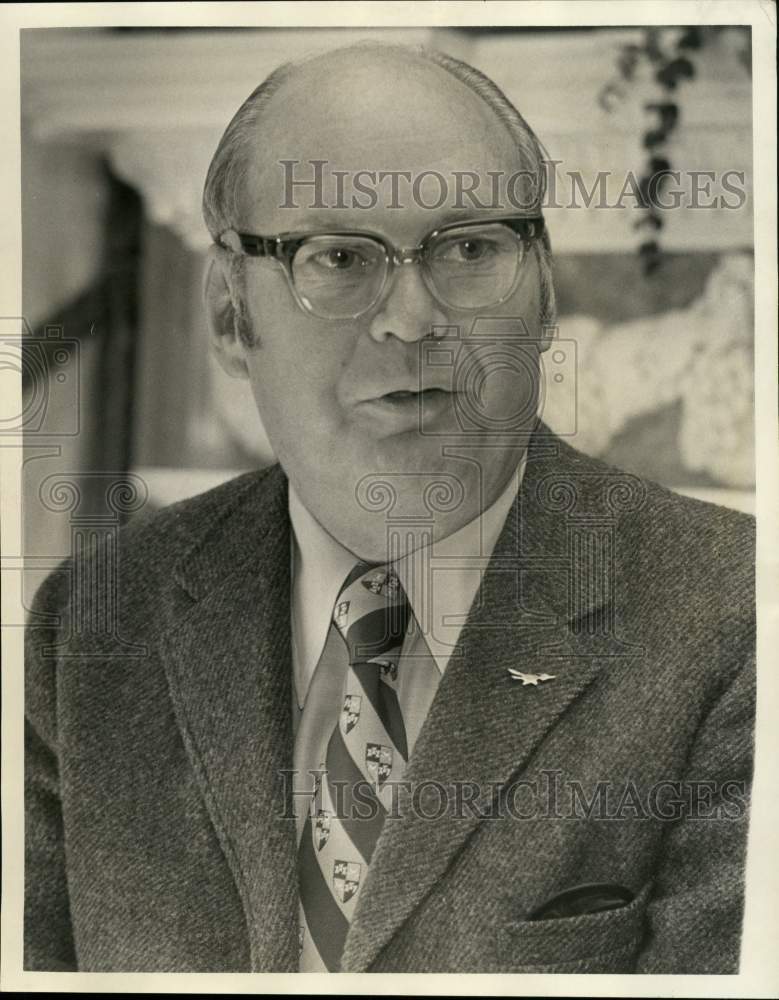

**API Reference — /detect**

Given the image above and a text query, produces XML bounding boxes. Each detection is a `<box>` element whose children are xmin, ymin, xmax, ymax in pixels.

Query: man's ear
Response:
<box><xmin>535</xmin><ymin>243</ymin><xmax>557</xmax><ymax>354</ymax></box>
<box><xmin>538</xmin><ymin>320</ymin><xmax>556</xmax><ymax>354</ymax></box>
<box><xmin>204</xmin><ymin>246</ymin><xmax>252</xmax><ymax>379</ymax></box>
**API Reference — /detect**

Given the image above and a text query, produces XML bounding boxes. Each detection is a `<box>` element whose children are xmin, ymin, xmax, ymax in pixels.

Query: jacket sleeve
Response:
<box><xmin>635</xmin><ymin>651</ymin><xmax>756</xmax><ymax>974</ymax></box>
<box><xmin>24</xmin><ymin>563</ymin><xmax>78</xmax><ymax>971</ymax></box>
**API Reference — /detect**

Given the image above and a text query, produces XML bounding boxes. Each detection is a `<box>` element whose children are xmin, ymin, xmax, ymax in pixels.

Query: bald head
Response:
<box><xmin>260</xmin><ymin>44</ymin><xmax>516</xmax><ymax>162</ymax></box>
<box><xmin>202</xmin><ymin>41</ymin><xmax>555</xmax><ymax>323</ymax></box>
<box><xmin>205</xmin><ymin>42</ymin><xmax>548</xmax><ymax>228</ymax></box>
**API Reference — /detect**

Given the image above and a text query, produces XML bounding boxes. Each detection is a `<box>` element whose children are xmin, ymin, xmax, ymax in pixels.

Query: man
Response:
<box><xmin>25</xmin><ymin>43</ymin><xmax>755</xmax><ymax>974</ymax></box>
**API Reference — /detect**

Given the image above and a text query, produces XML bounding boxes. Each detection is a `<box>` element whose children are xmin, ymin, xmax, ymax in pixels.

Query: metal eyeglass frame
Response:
<box><xmin>216</xmin><ymin>215</ymin><xmax>546</xmax><ymax>320</ymax></box>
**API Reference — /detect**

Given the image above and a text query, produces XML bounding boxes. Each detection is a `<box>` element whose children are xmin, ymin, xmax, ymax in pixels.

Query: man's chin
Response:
<box><xmin>357</xmin><ymin>424</ymin><xmax>532</xmax><ymax>475</ymax></box>
<box><xmin>283</xmin><ymin>422</ymin><xmax>528</xmax><ymax>559</ymax></box>
<box><xmin>306</xmin><ymin>451</ymin><xmax>484</xmax><ymax>560</ymax></box>
<box><xmin>324</xmin><ymin>509</ymin><xmax>481</xmax><ymax>564</ymax></box>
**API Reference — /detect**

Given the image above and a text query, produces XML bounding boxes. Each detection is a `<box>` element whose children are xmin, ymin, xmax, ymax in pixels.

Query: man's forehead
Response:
<box><xmin>236</xmin><ymin>46</ymin><xmax>528</xmax><ymax>232</ymax></box>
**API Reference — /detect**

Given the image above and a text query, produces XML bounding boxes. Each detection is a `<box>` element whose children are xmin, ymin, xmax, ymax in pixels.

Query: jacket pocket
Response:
<box><xmin>496</xmin><ymin>882</ymin><xmax>652</xmax><ymax>973</ymax></box>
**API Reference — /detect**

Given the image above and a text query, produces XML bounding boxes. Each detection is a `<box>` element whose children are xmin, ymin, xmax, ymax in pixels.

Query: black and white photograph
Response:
<box><xmin>1</xmin><ymin>1</ymin><xmax>777</xmax><ymax>993</ymax></box>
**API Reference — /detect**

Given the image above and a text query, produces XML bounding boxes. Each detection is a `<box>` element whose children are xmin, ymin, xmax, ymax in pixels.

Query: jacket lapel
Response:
<box><xmin>155</xmin><ymin>426</ymin><xmax>644</xmax><ymax>973</ymax></box>
<box><xmin>342</xmin><ymin>428</ymin><xmax>636</xmax><ymax>971</ymax></box>
<box><xmin>159</xmin><ymin>465</ymin><xmax>299</xmax><ymax>972</ymax></box>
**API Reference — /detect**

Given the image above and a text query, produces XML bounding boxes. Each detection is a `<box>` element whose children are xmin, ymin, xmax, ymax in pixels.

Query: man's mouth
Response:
<box><xmin>354</xmin><ymin>385</ymin><xmax>456</xmax><ymax>433</ymax></box>
<box><xmin>379</xmin><ymin>388</ymin><xmax>452</xmax><ymax>403</ymax></box>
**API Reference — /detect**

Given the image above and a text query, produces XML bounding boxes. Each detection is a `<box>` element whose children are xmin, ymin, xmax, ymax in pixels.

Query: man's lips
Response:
<box><xmin>347</xmin><ymin>385</ymin><xmax>458</xmax><ymax>433</ymax></box>
<box><xmin>356</xmin><ymin>385</ymin><xmax>455</xmax><ymax>405</ymax></box>
<box><xmin>378</xmin><ymin>388</ymin><xmax>452</xmax><ymax>402</ymax></box>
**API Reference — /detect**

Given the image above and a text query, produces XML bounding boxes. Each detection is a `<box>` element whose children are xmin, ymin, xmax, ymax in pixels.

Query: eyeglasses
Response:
<box><xmin>217</xmin><ymin>216</ymin><xmax>545</xmax><ymax>320</ymax></box>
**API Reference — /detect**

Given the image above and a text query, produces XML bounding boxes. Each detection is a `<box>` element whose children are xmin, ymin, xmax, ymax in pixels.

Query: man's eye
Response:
<box><xmin>312</xmin><ymin>247</ymin><xmax>364</xmax><ymax>271</ymax></box>
<box><xmin>443</xmin><ymin>238</ymin><xmax>498</xmax><ymax>263</ymax></box>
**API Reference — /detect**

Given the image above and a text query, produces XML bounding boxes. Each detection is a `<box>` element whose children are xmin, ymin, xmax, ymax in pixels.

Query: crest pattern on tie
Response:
<box><xmin>297</xmin><ymin>560</ymin><xmax>413</xmax><ymax>971</ymax></box>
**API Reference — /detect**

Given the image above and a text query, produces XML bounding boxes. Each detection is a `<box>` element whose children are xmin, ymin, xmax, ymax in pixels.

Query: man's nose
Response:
<box><xmin>367</xmin><ymin>260</ymin><xmax>447</xmax><ymax>344</ymax></box>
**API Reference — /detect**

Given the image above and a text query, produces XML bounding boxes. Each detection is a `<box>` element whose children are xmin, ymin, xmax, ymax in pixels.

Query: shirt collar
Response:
<box><xmin>289</xmin><ymin>457</ymin><xmax>525</xmax><ymax>709</ymax></box>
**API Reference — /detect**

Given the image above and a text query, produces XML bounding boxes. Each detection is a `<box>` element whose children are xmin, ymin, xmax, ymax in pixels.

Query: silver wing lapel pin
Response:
<box><xmin>508</xmin><ymin>668</ymin><xmax>556</xmax><ymax>686</ymax></box>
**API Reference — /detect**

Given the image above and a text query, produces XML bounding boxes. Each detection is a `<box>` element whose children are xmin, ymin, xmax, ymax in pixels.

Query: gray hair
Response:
<box><xmin>203</xmin><ymin>41</ymin><xmax>556</xmax><ymax>334</ymax></box>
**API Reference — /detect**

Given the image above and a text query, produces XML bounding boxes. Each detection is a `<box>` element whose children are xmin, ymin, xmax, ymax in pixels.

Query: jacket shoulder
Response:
<box><xmin>536</xmin><ymin>435</ymin><xmax>755</xmax><ymax>632</ymax></box>
<box><xmin>121</xmin><ymin>465</ymin><xmax>278</xmax><ymax>554</ymax></box>
<box><xmin>29</xmin><ymin>465</ymin><xmax>284</xmax><ymax>622</ymax></box>
<box><xmin>550</xmin><ymin>434</ymin><xmax>754</xmax><ymax>568</ymax></box>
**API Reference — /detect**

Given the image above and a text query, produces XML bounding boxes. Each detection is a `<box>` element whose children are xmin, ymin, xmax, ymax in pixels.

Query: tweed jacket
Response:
<box><xmin>24</xmin><ymin>426</ymin><xmax>756</xmax><ymax>974</ymax></box>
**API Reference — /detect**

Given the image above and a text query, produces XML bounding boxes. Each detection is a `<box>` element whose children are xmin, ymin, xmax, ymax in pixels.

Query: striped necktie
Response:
<box><xmin>297</xmin><ymin>561</ymin><xmax>416</xmax><ymax>971</ymax></box>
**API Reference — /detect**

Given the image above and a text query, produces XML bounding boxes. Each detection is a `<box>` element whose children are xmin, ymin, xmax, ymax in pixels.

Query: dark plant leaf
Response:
<box><xmin>633</xmin><ymin>213</ymin><xmax>663</xmax><ymax>231</ymax></box>
<box><xmin>645</xmin><ymin>101</ymin><xmax>679</xmax><ymax>132</ymax></box>
<box><xmin>649</xmin><ymin>156</ymin><xmax>672</xmax><ymax>174</ymax></box>
<box><xmin>668</xmin><ymin>56</ymin><xmax>695</xmax><ymax>79</ymax></box>
<box><xmin>643</xmin><ymin>28</ymin><xmax>664</xmax><ymax>64</ymax></box>
<box><xmin>678</xmin><ymin>28</ymin><xmax>703</xmax><ymax>50</ymax></box>
<box><xmin>639</xmin><ymin>240</ymin><xmax>663</xmax><ymax>276</ymax></box>
<box><xmin>643</xmin><ymin>128</ymin><xmax>667</xmax><ymax>149</ymax></box>
<box><xmin>638</xmin><ymin>180</ymin><xmax>668</xmax><ymax>213</ymax></box>
<box><xmin>655</xmin><ymin>65</ymin><xmax>679</xmax><ymax>90</ymax></box>
<box><xmin>617</xmin><ymin>44</ymin><xmax>641</xmax><ymax>80</ymax></box>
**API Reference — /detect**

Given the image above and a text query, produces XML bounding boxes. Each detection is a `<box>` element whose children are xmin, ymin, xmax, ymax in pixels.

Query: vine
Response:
<box><xmin>600</xmin><ymin>27</ymin><xmax>751</xmax><ymax>275</ymax></box>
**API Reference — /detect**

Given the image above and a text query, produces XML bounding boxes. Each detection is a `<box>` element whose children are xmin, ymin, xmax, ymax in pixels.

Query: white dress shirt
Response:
<box><xmin>289</xmin><ymin>456</ymin><xmax>526</xmax><ymax>711</ymax></box>
<box><xmin>288</xmin><ymin>457</ymin><xmax>526</xmax><ymax>862</ymax></box>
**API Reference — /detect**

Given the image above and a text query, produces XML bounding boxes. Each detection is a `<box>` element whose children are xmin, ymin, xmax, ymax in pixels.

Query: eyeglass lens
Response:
<box><xmin>290</xmin><ymin>223</ymin><xmax>524</xmax><ymax>319</ymax></box>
